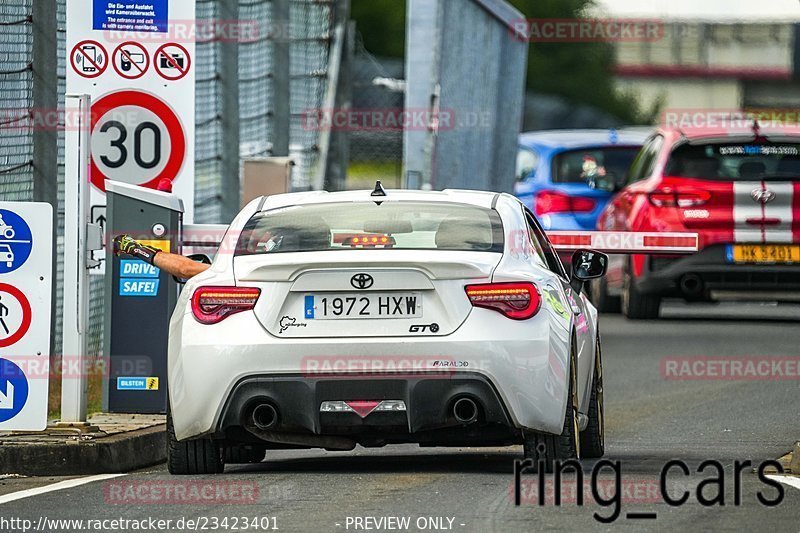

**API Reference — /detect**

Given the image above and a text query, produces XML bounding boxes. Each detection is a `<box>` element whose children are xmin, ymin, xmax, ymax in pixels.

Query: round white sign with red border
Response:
<box><xmin>89</xmin><ymin>90</ymin><xmax>186</xmax><ymax>193</ymax></box>
<box><xmin>112</xmin><ymin>41</ymin><xmax>150</xmax><ymax>80</ymax></box>
<box><xmin>154</xmin><ymin>43</ymin><xmax>191</xmax><ymax>81</ymax></box>
<box><xmin>70</xmin><ymin>40</ymin><xmax>108</xmax><ymax>79</ymax></box>
<box><xmin>0</xmin><ymin>283</ymin><xmax>32</xmax><ymax>349</ymax></box>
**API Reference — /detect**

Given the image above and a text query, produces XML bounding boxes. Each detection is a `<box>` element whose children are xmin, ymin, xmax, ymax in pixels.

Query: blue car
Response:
<box><xmin>514</xmin><ymin>129</ymin><xmax>649</xmax><ymax>230</ymax></box>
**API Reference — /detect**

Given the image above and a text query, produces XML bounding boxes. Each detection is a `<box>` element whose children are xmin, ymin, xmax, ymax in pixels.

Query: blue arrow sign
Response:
<box><xmin>0</xmin><ymin>358</ymin><xmax>28</xmax><ymax>423</ymax></box>
<box><xmin>0</xmin><ymin>209</ymin><xmax>33</xmax><ymax>274</ymax></box>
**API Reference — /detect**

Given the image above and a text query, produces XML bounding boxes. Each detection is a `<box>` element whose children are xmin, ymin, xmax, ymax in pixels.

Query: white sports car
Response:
<box><xmin>167</xmin><ymin>184</ymin><xmax>607</xmax><ymax>474</ymax></box>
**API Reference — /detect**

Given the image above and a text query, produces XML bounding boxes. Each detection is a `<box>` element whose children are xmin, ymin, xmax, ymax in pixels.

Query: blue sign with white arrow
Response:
<box><xmin>0</xmin><ymin>358</ymin><xmax>28</xmax><ymax>423</ymax></box>
<box><xmin>0</xmin><ymin>209</ymin><xmax>33</xmax><ymax>275</ymax></box>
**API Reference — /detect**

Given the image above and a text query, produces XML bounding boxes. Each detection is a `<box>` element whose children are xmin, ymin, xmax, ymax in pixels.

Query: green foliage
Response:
<box><xmin>350</xmin><ymin>0</ymin><xmax>406</xmax><ymax>58</ymax></box>
<box><xmin>507</xmin><ymin>0</ymin><xmax>648</xmax><ymax>123</ymax></box>
<box><xmin>350</xmin><ymin>0</ymin><xmax>654</xmax><ymax>124</ymax></box>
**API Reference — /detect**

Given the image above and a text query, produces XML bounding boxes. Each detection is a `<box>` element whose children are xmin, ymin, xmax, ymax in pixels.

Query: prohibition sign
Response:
<box><xmin>70</xmin><ymin>40</ymin><xmax>108</xmax><ymax>79</ymax></box>
<box><xmin>154</xmin><ymin>43</ymin><xmax>191</xmax><ymax>81</ymax></box>
<box><xmin>0</xmin><ymin>283</ymin><xmax>32</xmax><ymax>349</ymax></box>
<box><xmin>89</xmin><ymin>90</ymin><xmax>187</xmax><ymax>192</ymax></box>
<box><xmin>112</xmin><ymin>42</ymin><xmax>150</xmax><ymax>80</ymax></box>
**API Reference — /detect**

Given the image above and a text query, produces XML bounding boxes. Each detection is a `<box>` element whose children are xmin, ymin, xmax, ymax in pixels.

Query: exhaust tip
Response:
<box><xmin>452</xmin><ymin>397</ymin><xmax>479</xmax><ymax>424</ymax></box>
<box><xmin>251</xmin><ymin>403</ymin><xmax>279</xmax><ymax>430</ymax></box>
<box><xmin>680</xmin><ymin>274</ymin><xmax>704</xmax><ymax>296</ymax></box>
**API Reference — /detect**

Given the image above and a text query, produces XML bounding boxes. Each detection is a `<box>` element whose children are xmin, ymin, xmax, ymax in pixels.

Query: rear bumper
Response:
<box><xmin>635</xmin><ymin>245</ymin><xmax>800</xmax><ymax>299</ymax></box>
<box><xmin>215</xmin><ymin>373</ymin><xmax>518</xmax><ymax>447</ymax></box>
<box><xmin>168</xmin><ymin>306</ymin><xmax>571</xmax><ymax>441</ymax></box>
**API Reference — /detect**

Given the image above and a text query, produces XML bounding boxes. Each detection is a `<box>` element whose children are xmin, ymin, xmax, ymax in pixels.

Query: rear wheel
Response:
<box><xmin>523</xmin><ymin>337</ymin><xmax>580</xmax><ymax>472</ymax></box>
<box><xmin>167</xmin><ymin>405</ymin><xmax>225</xmax><ymax>475</ymax></box>
<box><xmin>580</xmin><ymin>333</ymin><xmax>604</xmax><ymax>458</ymax></box>
<box><xmin>622</xmin><ymin>272</ymin><xmax>660</xmax><ymax>319</ymax></box>
<box><xmin>589</xmin><ymin>276</ymin><xmax>621</xmax><ymax>314</ymax></box>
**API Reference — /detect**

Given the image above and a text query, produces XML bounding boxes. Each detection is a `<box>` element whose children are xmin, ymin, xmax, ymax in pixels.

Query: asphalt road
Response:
<box><xmin>1</xmin><ymin>302</ymin><xmax>799</xmax><ymax>532</ymax></box>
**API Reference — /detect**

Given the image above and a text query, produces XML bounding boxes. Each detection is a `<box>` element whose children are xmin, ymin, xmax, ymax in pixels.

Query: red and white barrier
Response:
<box><xmin>547</xmin><ymin>231</ymin><xmax>699</xmax><ymax>254</ymax></box>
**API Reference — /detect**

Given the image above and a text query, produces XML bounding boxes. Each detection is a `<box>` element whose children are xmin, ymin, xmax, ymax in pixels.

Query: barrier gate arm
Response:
<box><xmin>176</xmin><ymin>228</ymin><xmax>700</xmax><ymax>257</ymax></box>
<box><xmin>546</xmin><ymin>231</ymin><xmax>699</xmax><ymax>255</ymax></box>
<box><xmin>181</xmin><ymin>224</ymin><xmax>230</xmax><ymax>258</ymax></box>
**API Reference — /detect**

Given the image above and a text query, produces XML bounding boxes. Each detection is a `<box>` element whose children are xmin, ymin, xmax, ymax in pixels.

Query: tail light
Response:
<box><xmin>465</xmin><ymin>282</ymin><xmax>541</xmax><ymax>320</ymax></box>
<box><xmin>648</xmin><ymin>188</ymin><xmax>711</xmax><ymax>208</ymax></box>
<box><xmin>191</xmin><ymin>286</ymin><xmax>261</xmax><ymax>325</ymax></box>
<box><xmin>534</xmin><ymin>190</ymin><xmax>596</xmax><ymax>216</ymax></box>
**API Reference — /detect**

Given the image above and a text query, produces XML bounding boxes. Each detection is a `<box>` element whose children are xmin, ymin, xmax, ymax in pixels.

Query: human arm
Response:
<box><xmin>113</xmin><ymin>234</ymin><xmax>211</xmax><ymax>279</ymax></box>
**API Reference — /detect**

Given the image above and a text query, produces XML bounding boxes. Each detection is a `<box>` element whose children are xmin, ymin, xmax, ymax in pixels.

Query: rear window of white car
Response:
<box><xmin>235</xmin><ymin>201</ymin><xmax>505</xmax><ymax>255</ymax></box>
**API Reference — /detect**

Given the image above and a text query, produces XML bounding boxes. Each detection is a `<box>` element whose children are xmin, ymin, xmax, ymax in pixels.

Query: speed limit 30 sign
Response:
<box><xmin>90</xmin><ymin>90</ymin><xmax>186</xmax><ymax>192</ymax></box>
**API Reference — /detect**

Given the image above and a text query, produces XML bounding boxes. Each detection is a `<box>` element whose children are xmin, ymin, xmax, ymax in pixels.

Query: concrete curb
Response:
<box><xmin>0</xmin><ymin>425</ymin><xmax>166</xmax><ymax>476</ymax></box>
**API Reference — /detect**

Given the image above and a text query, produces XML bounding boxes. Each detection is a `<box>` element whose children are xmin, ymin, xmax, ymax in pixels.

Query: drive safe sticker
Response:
<box><xmin>119</xmin><ymin>258</ymin><xmax>161</xmax><ymax>297</ymax></box>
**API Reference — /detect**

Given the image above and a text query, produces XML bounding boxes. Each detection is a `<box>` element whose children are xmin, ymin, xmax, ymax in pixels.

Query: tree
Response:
<box><xmin>350</xmin><ymin>0</ymin><xmax>406</xmax><ymax>58</ymax></box>
<box><xmin>350</xmin><ymin>0</ymin><xmax>653</xmax><ymax>123</ymax></box>
<box><xmin>507</xmin><ymin>0</ymin><xmax>649</xmax><ymax>123</ymax></box>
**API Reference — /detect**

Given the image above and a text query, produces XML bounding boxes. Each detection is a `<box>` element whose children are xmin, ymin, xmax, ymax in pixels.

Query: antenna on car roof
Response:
<box><xmin>370</xmin><ymin>180</ymin><xmax>387</xmax><ymax>197</ymax></box>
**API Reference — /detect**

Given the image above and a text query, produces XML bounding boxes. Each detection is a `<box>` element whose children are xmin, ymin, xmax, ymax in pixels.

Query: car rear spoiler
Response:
<box><xmin>179</xmin><ymin>226</ymin><xmax>700</xmax><ymax>257</ymax></box>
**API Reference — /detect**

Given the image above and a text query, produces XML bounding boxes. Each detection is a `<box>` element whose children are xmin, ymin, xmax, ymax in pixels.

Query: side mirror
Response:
<box><xmin>173</xmin><ymin>253</ymin><xmax>212</xmax><ymax>284</ymax></box>
<box><xmin>569</xmin><ymin>249</ymin><xmax>608</xmax><ymax>292</ymax></box>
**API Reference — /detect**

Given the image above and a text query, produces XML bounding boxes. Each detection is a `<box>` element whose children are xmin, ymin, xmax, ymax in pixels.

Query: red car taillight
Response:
<box><xmin>191</xmin><ymin>286</ymin><xmax>261</xmax><ymax>325</ymax></box>
<box><xmin>534</xmin><ymin>190</ymin><xmax>596</xmax><ymax>216</ymax></box>
<box><xmin>648</xmin><ymin>188</ymin><xmax>711</xmax><ymax>208</ymax></box>
<box><xmin>465</xmin><ymin>282</ymin><xmax>541</xmax><ymax>320</ymax></box>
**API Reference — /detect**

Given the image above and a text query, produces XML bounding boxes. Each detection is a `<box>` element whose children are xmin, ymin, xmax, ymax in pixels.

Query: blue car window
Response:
<box><xmin>552</xmin><ymin>147</ymin><xmax>641</xmax><ymax>184</ymax></box>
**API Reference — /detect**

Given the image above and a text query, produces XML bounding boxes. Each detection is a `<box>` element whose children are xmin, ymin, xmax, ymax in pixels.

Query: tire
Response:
<box><xmin>523</xmin><ymin>336</ymin><xmax>580</xmax><ymax>472</ymax></box>
<box><xmin>224</xmin><ymin>444</ymin><xmax>267</xmax><ymax>464</ymax></box>
<box><xmin>167</xmin><ymin>405</ymin><xmax>224</xmax><ymax>475</ymax></box>
<box><xmin>621</xmin><ymin>271</ymin><xmax>660</xmax><ymax>319</ymax></box>
<box><xmin>589</xmin><ymin>276</ymin><xmax>621</xmax><ymax>314</ymax></box>
<box><xmin>580</xmin><ymin>333</ymin><xmax>604</xmax><ymax>458</ymax></box>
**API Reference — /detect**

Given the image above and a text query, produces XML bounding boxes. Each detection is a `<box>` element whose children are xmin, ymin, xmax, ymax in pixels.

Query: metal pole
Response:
<box><xmin>219</xmin><ymin>0</ymin><xmax>240</xmax><ymax>222</ymax></box>
<box><xmin>272</xmin><ymin>0</ymin><xmax>291</xmax><ymax>158</ymax></box>
<box><xmin>60</xmin><ymin>94</ymin><xmax>91</xmax><ymax>424</ymax></box>
<box><xmin>31</xmin><ymin>0</ymin><xmax>58</xmax><ymax>358</ymax></box>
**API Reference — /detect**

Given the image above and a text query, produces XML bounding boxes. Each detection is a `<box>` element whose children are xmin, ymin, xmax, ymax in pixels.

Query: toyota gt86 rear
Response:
<box><xmin>167</xmin><ymin>188</ymin><xmax>607</xmax><ymax>474</ymax></box>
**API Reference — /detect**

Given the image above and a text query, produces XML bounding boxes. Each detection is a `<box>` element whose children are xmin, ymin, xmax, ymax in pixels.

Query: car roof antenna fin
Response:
<box><xmin>371</xmin><ymin>180</ymin><xmax>387</xmax><ymax>197</ymax></box>
<box><xmin>371</xmin><ymin>180</ymin><xmax>387</xmax><ymax>205</ymax></box>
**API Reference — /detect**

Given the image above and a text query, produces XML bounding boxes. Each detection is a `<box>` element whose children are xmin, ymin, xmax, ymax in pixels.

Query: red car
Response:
<box><xmin>592</xmin><ymin>124</ymin><xmax>800</xmax><ymax>318</ymax></box>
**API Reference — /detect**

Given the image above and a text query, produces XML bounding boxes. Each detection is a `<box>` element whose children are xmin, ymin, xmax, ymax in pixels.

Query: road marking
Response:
<box><xmin>765</xmin><ymin>474</ymin><xmax>800</xmax><ymax>491</ymax></box>
<box><xmin>0</xmin><ymin>473</ymin><xmax>126</xmax><ymax>505</ymax></box>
